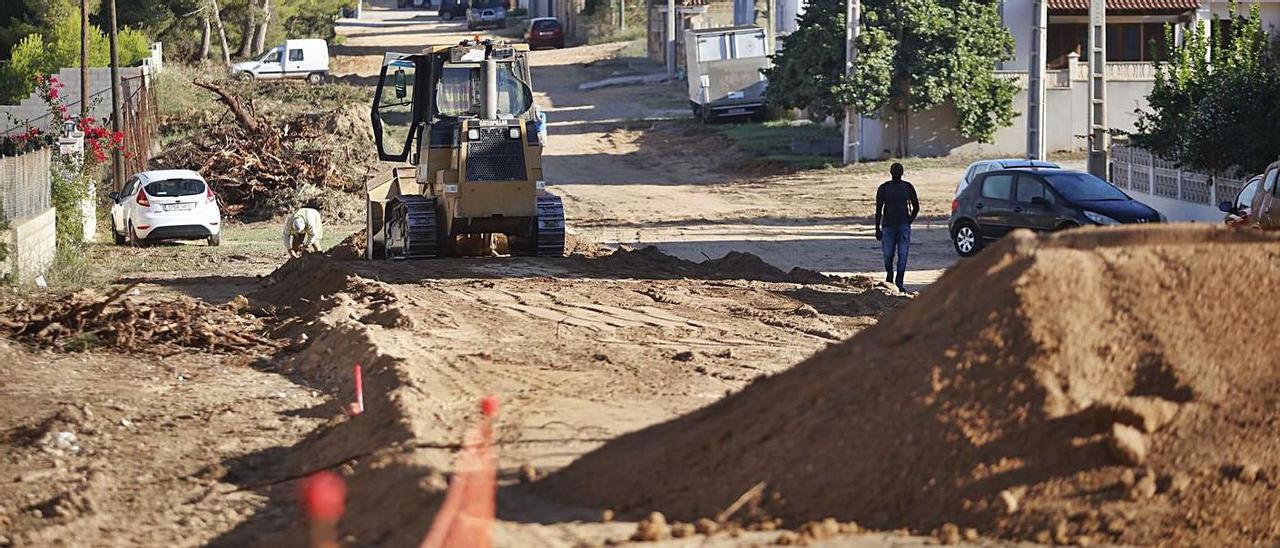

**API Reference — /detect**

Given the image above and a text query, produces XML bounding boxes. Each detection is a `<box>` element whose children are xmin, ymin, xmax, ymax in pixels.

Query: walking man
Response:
<box><xmin>874</xmin><ymin>162</ymin><xmax>919</xmax><ymax>292</ymax></box>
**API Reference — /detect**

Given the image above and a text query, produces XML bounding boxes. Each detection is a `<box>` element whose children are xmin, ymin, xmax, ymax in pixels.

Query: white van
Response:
<box><xmin>230</xmin><ymin>39</ymin><xmax>330</xmax><ymax>84</ymax></box>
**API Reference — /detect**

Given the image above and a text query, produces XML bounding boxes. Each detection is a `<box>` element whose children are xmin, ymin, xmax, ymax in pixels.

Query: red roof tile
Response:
<box><xmin>1047</xmin><ymin>0</ymin><xmax>1199</xmax><ymax>11</ymax></box>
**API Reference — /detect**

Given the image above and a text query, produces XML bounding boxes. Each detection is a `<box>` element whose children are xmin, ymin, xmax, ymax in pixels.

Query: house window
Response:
<box><xmin>289</xmin><ymin>49</ymin><xmax>305</xmax><ymax>62</ymax></box>
<box><xmin>1046</xmin><ymin>22</ymin><xmax>1168</xmax><ymax>67</ymax></box>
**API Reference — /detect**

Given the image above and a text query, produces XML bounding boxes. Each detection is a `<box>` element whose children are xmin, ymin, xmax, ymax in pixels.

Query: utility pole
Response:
<box><xmin>666</xmin><ymin>0</ymin><xmax>676</xmax><ymax>79</ymax></box>
<box><xmin>841</xmin><ymin>0</ymin><xmax>860</xmax><ymax>164</ymax></box>
<box><xmin>108</xmin><ymin>0</ymin><xmax>125</xmax><ymax>192</ymax></box>
<box><xmin>1026</xmin><ymin>0</ymin><xmax>1045</xmax><ymax>160</ymax></box>
<box><xmin>764</xmin><ymin>0</ymin><xmax>775</xmax><ymax>54</ymax></box>
<box><xmin>80</xmin><ymin>0</ymin><xmax>89</xmax><ymax>120</ymax></box>
<box><xmin>619</xmin><ymin>0</ymin><xmax>625</xmax><ymax>31</ymax></box>
<box><xmin>1086</xmin><ymin>0</ymin><xmax>1107</xmax><ymax>178</ymax></box>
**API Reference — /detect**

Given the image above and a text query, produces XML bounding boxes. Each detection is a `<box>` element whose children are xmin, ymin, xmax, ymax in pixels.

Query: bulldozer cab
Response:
<box><xmin>372</xmin><ymin>43</ymin><xmax>535</xmax><ymax>162</ymax></box>
<box><xmin>366</xmin><ymin>41</ymin><xmax>563</xmax><ymax>260</ymax></box>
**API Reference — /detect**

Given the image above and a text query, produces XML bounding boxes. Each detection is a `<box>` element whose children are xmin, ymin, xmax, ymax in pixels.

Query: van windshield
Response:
<box><xmin>145</xmin><ymin>179</ymin><xmax>206</xmax><ymax>197</ymax></box>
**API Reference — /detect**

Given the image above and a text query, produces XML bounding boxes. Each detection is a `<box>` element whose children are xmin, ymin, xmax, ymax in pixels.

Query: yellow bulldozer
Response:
<box><xmin>365</xmin><ymin>39</ymin><xmax>563</xmax><ymax>259</ymax></box>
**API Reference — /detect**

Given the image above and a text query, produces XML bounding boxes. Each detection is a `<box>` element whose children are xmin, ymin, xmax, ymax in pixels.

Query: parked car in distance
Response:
<box><xmin>955</xmin><ymin>158</ymin><xmax>1059</xmax><ymax>198</ymax></box>
<box><xmin>466</xmin><ymin>0</ymin><xmax>505</xmax><ymax>29</ymax></box>
<box><xmin>949</xmin><ymin>168</ymin><xmax>1163</xmax><ymax>257</ymax></box>
<box><xmin>1219</xmin><ymin>174</ymin><xmax>1262</xmax><ymax>227</ymax></box>
<box><xmin>108</xmin><ymin>170</ymin><xmax>222</xmax><ymax>247</ymax></box>
<box><xmin>438</xmin><ymin>0</ymin><xmax>468</xmax><ymax>19</ymax></box>
<box><xmin>1241</xmin><ymin>160</ymin><xmax>1280</xmax><ymax>230</ymax></box>
<box><xmin>230</xmin><ymin>39</ymin><xmax>330</xmax><ymax>84</ymax></box>
<box><xmin>526</xmin><ymin>17</ymin><xmax>565</xmax><ymax>49</ymax></box>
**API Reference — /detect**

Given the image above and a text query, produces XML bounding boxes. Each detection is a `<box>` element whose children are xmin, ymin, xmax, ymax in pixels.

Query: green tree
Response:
<box><xmin>2</xmin><ymin>0</ymin><xmax>151</xmax><ymax>102</ymax></box>
<box><xmin>1133</xmin><ymin>2</ymin><xmax>1280</xmax><ymax>175</ymax></box>
<box><xmin>763</xmin><ymin>0</ymin><xmax>1017</xmax><ymax>156</ymax></box>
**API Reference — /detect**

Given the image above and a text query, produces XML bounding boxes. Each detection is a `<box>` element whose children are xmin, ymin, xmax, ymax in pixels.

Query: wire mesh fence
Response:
<box><xmin>0</xmin><ymin>147</ymin><xmax>52</xmax><ymax>223</ymax></box>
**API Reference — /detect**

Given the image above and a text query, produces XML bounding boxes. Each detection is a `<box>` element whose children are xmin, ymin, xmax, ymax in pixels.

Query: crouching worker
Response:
<box><xmin>283</xmin><ymin>207</ymin><xmax>324</xmax><ymax>258</ymax></box>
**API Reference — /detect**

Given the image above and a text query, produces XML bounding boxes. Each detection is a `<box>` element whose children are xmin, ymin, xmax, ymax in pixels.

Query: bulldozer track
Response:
<box><xmin>536</xmin><ymin>193</ymin><xmax>566</xmax><ymax>257</ymax></box>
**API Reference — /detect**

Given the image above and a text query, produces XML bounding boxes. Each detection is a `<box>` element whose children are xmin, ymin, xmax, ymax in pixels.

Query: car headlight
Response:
<box><xmin>1083</xmin><ymin>210</ymin><xmax>1119</xmax><ymax>225</ymax></box>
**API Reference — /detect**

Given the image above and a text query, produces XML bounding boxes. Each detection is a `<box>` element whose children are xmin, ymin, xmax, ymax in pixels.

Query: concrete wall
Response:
<box><xmin>1</xmin><ymin>208</ymin><xmax>57</xmax><ymax>283</ymax></box>
<box><xmin>1209</xmin><ymin>1</ymin><xmax>1280</xmax><ymax>33</ymax></box>
<box><xmin>859</xmin><ymin>57</ymin><xmax>1155</xmax><ymax>160</ymax></box>
<box><xmin>0</xmin><ymin>66</ymin><xmax>149</xmax><ymax>135</ymax></box>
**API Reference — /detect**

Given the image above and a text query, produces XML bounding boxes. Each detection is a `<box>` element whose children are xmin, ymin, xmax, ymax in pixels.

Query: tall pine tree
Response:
<box><xmin>763</xmin><ymin>0</ymin><xmax>1016</xmax><ymax>156</ymax></box>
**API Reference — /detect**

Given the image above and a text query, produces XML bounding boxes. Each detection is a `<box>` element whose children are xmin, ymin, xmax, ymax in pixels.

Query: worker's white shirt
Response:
<box><xmin>283</xmin><ymin>208</ymin><xmax>324</xmax><ymax>250</ymax></box>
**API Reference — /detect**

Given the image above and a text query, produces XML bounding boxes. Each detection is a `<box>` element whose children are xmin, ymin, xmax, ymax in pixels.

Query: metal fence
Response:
<box><xmin>1110</xmin><ymin>143</ymin><xmax>1246</xmax><ymax>207</ymax></box>
<box><xmin>0</xmin><ymin>148</ymin><xmax>52</xmax><ymax>223</ymax></box>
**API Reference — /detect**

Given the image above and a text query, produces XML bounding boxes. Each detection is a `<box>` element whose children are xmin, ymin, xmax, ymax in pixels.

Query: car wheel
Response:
<box><xmin>128</xmin><ymin>221</ymin><xmax>147</xmax><ymax>248</ymax></box>
<box><xmin>556</xmin><ymin>39</ymin><xmax>565</xmax><ymax>49</ymax></box>
<box><xmin>307</xmin><ymin>72</ymin><xmax>323</xmax><ymax>85</ymax></box>
<box><xmin>441</xmin><ymin>11</ymin><xmax>454</xmax><ymax>20</ymax></box>
<box><xmin>238</xmin><ymin>71</ymin><xmax>255</xmax><ymax>81</ymax></box>
<box><xmin>1056</xmin><ymin>222</ymin><xmax>1080</xmax><ymax>231</ymax></box>
<box><xmin>111</xmin><ymin>220</ymin><xmax>126</xmax><ymax>245</ymax></box>
<box><xmin>952</xmin><ymin>221</ymin><xmax>981</xmax><ymax>257</ymax></box>
<box><xmin>208</xmin><ymin>233</ymin><xmax>221</xmax><ymax>247</ymax></box>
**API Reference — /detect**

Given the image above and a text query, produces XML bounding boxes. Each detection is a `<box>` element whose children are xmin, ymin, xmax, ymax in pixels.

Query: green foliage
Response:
<box><xmin>1133</xmin><ymin>2</ymin><xmax>1280</xmax><ymax>175</ymax></box>
<box><xmin>763</xmin><ymin>0</ymin><xmax>1017</xmax><ymax>150</ymax></box>
<box><xmin>51</xmin><ymin>161</ymin><xmax>93</xmax><ymax>248</ymax></box>
<box><xmin>2</xmin><ymin>0</ymin><xmax>151</xmax><ymax>102</ymax></box>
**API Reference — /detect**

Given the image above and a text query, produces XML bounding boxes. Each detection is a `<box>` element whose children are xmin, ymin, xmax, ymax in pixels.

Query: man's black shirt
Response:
<box><xmin>875</xmin><ymin>179</ymin><xmax>920</xmax><ymax>228</ymax></box>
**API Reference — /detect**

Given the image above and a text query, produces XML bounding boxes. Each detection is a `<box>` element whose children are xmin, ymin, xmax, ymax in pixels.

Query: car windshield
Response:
<box><xmin>145</xmin><ymin>178</ymin><xmax>205</xmax><ymax>197</ymax></box>
<box><xmin>471</xmin><ymin>0</ymin><xmax>502</xmax><ymax>7</ymax></box>
<box><xmin>532</xmin><ymin>20</ymin><xmax>559</xmax><ymax>31</ymax></box>
<box><xmin>1237</xmin><ymin>178</ymin><xmax>1260</xmax><ymax>207</ymax></box>
<box><xmin>1044</xmin><ymin>172</ymin><xmax>1129</xmax><ymax>202</ymax></box>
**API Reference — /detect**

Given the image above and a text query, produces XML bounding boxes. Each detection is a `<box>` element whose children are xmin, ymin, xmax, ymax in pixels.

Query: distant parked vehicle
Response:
<box><xmin>949</xmin><ymin>168</ymin><xmax>1163</xmax><ymax>257</ymax></box>
<box><xmin>438</xmin><ymin>0</ymin><xmax>467</xmax><ymax>19</ymax></box>
<box><xmin>526</xmin><ymin>17</ymin><xmax>565</xmax><ymax>49</ymax></box>
<box><xmin>684</xmin><ymin>26</ymin><xmax>770</xmax><ymax>123</ymax></box>
<box><xmin>955</xmin><ymin>158</ymin><xmax>1059</xmax><ymax>198</ymax></box>
<box><xmin>466</xmin><ymin>0</ymin><xmax>506</xmax><ymax>29</ymax></box>
<box><xmin>1242</xmin><ymin>160</ymin><xmax>1280</xmax><ymax>230</ymax></box>
<box><xmin>1220</xmin><ymin>174</ymin><xmax>1262</xmax><ymax>227</ymax></box>
<box><xmin>230</xmin><ymin>39</ymin><xmax>330</xmax><ymax>84</ymax></box>
<box><xmin>108</xmin><ymin>170</ymin><xmax>222</xmax><ymax>247</ymax></box>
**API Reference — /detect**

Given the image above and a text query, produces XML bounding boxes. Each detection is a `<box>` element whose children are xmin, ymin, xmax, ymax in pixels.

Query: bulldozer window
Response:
<box><xmin>438</xmin><ymin>66</ymin><xmax>479</xmax><ymax>116</ymax></box>
<box><xmin>376</xmin><ymin>60</ymin><xmax>417</xmax><ymax>159</ymax></box>
<box><xmin>436</xmin><ymin>63</ymin><xmax>533</xmax><ymax>118</ymax></box>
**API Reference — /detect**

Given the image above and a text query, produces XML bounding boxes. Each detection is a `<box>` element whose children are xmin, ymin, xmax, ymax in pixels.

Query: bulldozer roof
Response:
<box><xmin>420</xmin><ymin>42</ymin><xmax>530</xmax><ymax>54</ymax></box>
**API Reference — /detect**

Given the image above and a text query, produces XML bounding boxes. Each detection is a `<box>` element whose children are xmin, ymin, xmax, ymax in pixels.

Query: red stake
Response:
<box><xmin>299</xmin><ymin>471</ymin><xmax>346</xmax><ymax>548</ymax></box>
<box><xmin>353</xmin><ymin>363</ymin><xmax>364</xmax><ymax>415</ymax></box>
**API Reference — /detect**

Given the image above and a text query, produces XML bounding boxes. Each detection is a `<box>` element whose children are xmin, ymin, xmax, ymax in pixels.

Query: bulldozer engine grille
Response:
<box><xmin>466</xmin><ymin>127</ymin><xmax>527</xmax><ymax>181</ymax></box>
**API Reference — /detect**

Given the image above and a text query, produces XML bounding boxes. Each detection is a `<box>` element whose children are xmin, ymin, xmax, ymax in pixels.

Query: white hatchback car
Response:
<box><xmin>109</xmin><ymin>170</ymin><xmax>222</xmax><ymax>246</ymax></box>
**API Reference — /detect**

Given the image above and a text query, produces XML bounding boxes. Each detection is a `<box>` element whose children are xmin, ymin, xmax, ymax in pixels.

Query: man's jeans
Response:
<box><xmin>881</xmin><ymin>224</ymin><xmax>911</xmax><ymax>289</ymax></box>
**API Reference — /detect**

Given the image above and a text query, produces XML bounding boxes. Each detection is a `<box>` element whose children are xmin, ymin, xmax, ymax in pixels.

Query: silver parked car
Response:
<box><xmin>955</xmin><ymin>158</ymin><xmax>1060</xmax><ymax>198</ymax></box>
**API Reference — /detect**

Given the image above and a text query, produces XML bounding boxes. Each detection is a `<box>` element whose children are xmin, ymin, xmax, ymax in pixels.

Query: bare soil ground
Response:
<box><xmin>0</xmin><ymin>6</ymin><xmax>1129</xmax><ymax>548</ymax></box>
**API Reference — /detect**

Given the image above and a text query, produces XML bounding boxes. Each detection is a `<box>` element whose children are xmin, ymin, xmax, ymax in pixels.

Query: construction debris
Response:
<box><xmin>0</xmin><ymin>284</ymin><xmax>279</xmax><ymax>354</ymax></box>
<box><xmin>153</xmin><ymin>87</ymin><xmax>377</xmax><ymax>220</ymax></box>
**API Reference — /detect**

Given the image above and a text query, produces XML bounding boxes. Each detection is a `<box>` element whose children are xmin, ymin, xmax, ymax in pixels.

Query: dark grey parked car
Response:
<box><xmin>948</xmin><ymin>168</ymin><xmax>1165</xmax><ymax>257</ymax></box>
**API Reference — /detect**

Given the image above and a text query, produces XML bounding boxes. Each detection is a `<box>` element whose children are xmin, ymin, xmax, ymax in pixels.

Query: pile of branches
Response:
<box><xmin>153</xmin><ymin>80</ymin><xmax>375</xmax><ymax>219</ymax></box>
<box><xmin>0</xmin><ymin>284</ymin><xmax>280</xmax><ymax>354</ymax></box>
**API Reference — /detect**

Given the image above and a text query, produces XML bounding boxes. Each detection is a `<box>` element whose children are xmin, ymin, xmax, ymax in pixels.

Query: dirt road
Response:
<box><xmin>2</xmin><ymin>7</ymin><xmax>1004</xmax><ymax>548</ymax></box>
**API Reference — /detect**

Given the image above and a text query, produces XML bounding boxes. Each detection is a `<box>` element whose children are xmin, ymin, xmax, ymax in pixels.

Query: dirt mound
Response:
<box><xmin>0</xmin><ymin>284</ymin><xmax>278</xmax><ymax>354</ymax></box>
<box><xmin>538</xmin><ymin>225</ymin><xmax>1280</xmax><ymax>545</ymax></box>
<box><xmin>594</xmin><ymin>246</ymin><xmax>856</xmax><ymax>285</ymax></box>
<box><xmin>328</xmin><ymin>229</ymin><xmax>368</xmax><ymax>260</ymax></box>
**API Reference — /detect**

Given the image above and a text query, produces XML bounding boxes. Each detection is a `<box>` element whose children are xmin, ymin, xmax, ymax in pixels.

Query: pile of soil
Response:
<box><xmin>0</xmin><ymin>284</ymin><xmax>278</xmax><ymax>354</ymax></box>
<box><xmin>592</xmin><ymin>246</ymin><xmax>863</xmax><ymax>285</ymax></box>
<box><xmin>538</xmin><ymin>225</ymin><xmax>1280</xmax><ymax>545</ymax></box>
<box><xmin>152</xmin><ymin>103</ymin><xmax>378</xmax><ymax>220</ymax></box>
<box><xmin>328</xmin><ymin>229</ymin><xmax>369</xmax><ymax>260</ymax></box>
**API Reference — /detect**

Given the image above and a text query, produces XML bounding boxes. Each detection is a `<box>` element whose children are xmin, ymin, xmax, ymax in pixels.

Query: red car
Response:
<box><xmin>526</xmin><ymin>17</ymin><xmax>565</xmax><ymax>49</ymax></box>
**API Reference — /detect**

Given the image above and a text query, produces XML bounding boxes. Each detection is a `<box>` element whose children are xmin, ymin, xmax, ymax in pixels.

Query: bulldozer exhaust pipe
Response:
<box><xmin>481</xmin><ymin>59</ymin><xmax>498</xmax><ymax>120</ymax></box>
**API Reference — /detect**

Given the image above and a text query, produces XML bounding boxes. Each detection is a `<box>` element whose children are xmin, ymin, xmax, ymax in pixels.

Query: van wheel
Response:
<box><xmin>208</xmin><ymin>233</ymin><xmax>221</xmax><ymax>247</ymax></box>
<box><xmin>307</xmin><ymin>72</ymin><xmax>323</xmax><ymax>85</ymax></box>
<box><xmin>441</xmin><ymin>10</ymin><xmax>454</xmax><ymax>20</ymax></box>
<box><xmin>952</xmin><ymin>221</ymin><xmax>981</xmax><ymax>257</ymax></box>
